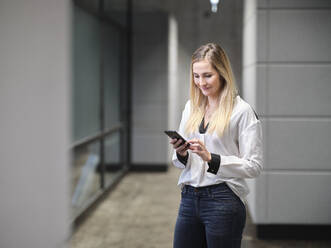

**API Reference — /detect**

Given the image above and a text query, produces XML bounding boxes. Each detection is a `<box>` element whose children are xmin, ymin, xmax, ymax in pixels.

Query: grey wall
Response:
<box><xmin>243</xmin><ymin>0</ymin><xmax>331</xmax><ymax>224</ymax></box>
<box><xmin>0</xmin><ymin>0</ymin><xmax>71</xmax><ymax>247</ymax></box>
<box><xmin>131</xmin><ymin>11</ymin><xmax>169</xmax><ymax>166</ymax></box>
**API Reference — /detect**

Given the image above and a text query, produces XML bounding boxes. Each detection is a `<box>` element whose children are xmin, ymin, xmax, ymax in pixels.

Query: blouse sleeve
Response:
<box><xmin>172</xmin><ymin>100</ymin><xmax>192</xmax><ymax>169</ymax></box>
<box><xmin>217</xmin><ymin>106</ymin><xmax>263</xmax><ymax>178</ymax></box>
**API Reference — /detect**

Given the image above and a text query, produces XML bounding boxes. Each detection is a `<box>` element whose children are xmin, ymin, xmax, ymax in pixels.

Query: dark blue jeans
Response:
<box><xmin>173</xmin><ymin>183</ymin><xmax>246</xmax><ymax>248</ymax></box>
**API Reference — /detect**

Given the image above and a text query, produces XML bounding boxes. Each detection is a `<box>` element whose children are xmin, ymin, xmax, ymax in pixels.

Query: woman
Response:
<box><xmin>170</xmin><ymin>43</ymin><xmax>263</xmax><ymax>247</ymax></box>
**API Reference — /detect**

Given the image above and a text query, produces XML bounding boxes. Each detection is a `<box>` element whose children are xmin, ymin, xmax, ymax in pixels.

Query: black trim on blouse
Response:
<box><xmin>176</xmin><ymin>116</ymin><xmax>221</xmax><ymax>175</ymax></box>
<box><xmin>207</xmin><ymin>153</ymin><xmax>221</xmax><ymax>174</ymax></box>
<box><xmin>199</xmin><ymin>116</ymin><xmax>209</xmax><ymax>134</ymax></box>
<box><xmin>176</xmin><ymin>152</ymin><xmax>188</xmax><ymax>165</ymax></box>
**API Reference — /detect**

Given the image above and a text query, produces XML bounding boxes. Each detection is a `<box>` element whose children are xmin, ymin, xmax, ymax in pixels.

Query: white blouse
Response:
<box><xmin>172</xmin><ymin>95</ymin><xmax>263</xmax><ymax>205</ymax></box>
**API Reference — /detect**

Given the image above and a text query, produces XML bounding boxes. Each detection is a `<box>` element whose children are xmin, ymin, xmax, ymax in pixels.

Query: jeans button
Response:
<box><xmin>194</xmin><ymin>188</ymin><xmax>198</xmax><ymax>192</ymax></box>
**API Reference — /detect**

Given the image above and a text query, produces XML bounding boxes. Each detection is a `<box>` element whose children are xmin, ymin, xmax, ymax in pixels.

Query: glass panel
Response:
<box><xmin>71</xmin><ymin>141</ymin><xmax>101</xmax><ymax>218</ymax></box>
<box><xmin>75</xmin><ymin>0</ymin><xmax>100</xmax><ymax>14</ymax></box>
<box><xmin>104</xmin><ymin>131</ymin><xmax>122</xmax><ymax>185</ymax></box>
<box><xmin>104</xmin><ymin>0</ymin><xmax>128</xmax><ymax>27</ymax></box>
<box><xmin>72</xmin><ymin>5</ymin><xmax>101</xmax><ymax>141</ymax></box>
<box><xmin>103</xmin><ymin>23</ymin><xmax>122</xmax><ymax>128</ymax></box>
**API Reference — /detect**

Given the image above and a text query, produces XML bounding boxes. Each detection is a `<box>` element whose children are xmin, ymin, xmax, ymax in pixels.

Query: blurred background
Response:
<box><xmin>1</xmin><ymin>0</ymin><xmax>331</xmax><ymax>247</ymax></box>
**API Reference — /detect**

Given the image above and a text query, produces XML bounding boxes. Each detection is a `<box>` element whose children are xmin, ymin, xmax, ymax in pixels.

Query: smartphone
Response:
<box><xmin>164</xmin><ymin>130</ymin><xmax>190</xmax><ymax>147</ymax></box>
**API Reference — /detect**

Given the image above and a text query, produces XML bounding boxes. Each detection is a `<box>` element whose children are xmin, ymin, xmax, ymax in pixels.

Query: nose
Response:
<box><xmin>198</xmin><ymin>77</ymin><xmax>207</xmax><ymax>86</ymax></box>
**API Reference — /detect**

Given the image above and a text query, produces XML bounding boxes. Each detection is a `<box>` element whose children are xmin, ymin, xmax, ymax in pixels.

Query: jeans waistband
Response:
<box><xmin>183</xmin><ymin>183</ymin><xmax>229</xmax><ymax>196</ymax></box>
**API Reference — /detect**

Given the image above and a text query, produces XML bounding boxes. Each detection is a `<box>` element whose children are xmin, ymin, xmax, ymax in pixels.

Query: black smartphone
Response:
<box><xmin>164</xmin><ymin>130</ymin><xmax>190</xmax><ymax>147</ymax></box>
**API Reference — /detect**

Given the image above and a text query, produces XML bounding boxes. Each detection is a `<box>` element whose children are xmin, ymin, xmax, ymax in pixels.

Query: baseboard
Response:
<box><xmin>95</xmin><ymin>163</ymin><xmax>124</xmax><ymax>172</ymax></box>
<box><xmin>257</xmin><ymin>224</ymin><xmax>331</xmax><ymax>240</ymax></box>
<box><xmin>130</xmin><ymin>163</ymin><xmax>168</xmax><ymax>172</ymax></box>
<box><xmin>96</xmin><ymin>163</ymin><xmax>168</xmax><ymax>172</ymax></box>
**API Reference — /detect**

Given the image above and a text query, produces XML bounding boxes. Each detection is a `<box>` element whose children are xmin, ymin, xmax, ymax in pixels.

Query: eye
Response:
<box><xmin>205</xmin><ymin>74</ymin><xmax>212</xmax><ymax>78</ymax></box>
<box><xmin>194</xmin><ymin>74</ymin><xmax>199</xmax><ymax>78</ymax></box>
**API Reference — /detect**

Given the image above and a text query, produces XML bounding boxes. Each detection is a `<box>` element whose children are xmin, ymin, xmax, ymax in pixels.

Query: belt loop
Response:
<box><xmin>183</xmin><ymin>185</ymin><xmax>187</xmax><ymax>194</ymax></box>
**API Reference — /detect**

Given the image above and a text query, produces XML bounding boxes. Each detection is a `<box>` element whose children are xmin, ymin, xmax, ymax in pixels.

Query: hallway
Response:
<box><xmin>70</xmin><ymin>166</ymin><xmax>331</xmax><ymax>248</ymax></box>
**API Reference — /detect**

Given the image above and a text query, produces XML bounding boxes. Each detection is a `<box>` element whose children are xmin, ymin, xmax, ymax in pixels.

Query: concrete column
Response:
<box><xmin>0</xmin><ymin>0</ymin><xmax>71</xmax><ymax>247</ymax></box>
<box><xmin>243</xmin><ymin>0</ymin><xmax>331</xmax><ymax>226</ymax></box>
<box><xmin>131</xmin><ymin>11</ymin><xmax>169</xmax><ymax>169</ymax></box>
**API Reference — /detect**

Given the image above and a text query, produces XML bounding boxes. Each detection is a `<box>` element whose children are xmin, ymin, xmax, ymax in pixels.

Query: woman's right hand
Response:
<box><xmin>170</xmin><ymin>138</ymin><xmax>189</xmax><ymax>157</ymax></box>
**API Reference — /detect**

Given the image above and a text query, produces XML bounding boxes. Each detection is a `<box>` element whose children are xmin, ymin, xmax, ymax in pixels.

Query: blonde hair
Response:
<box><xmin>185</xmin><ymin>43</ymin><xmax>238</xmax><ymax>137</ymax></box>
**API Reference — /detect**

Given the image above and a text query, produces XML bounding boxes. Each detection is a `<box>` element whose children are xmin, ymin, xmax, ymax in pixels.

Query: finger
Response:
<box><xmin>188</xmin><ymin>146</ymin><xmax>199</xmax><ymax>154</ymax></box>
<box><xmin>196</xmin><ymin>140</ymin><xmax>204</xmax><ymax>146</ymax></box>
<box><xmin>174</xmin><ymin>139</ymin><xmax>184</xmax><ymax>148</ymax></box>
<box><xmin>176</xmin><ymin>139</ymin><xmax>184</xmax><ymax>146</ymax></box>
<box><xmin>189</xmin><ymin>143</ymin><xmax>200</xmax><ymax>149</ymax></box>
<box><xmin>191</xmin><ymin>149</ymin><xmax>201</xmax><ymax>155</ymax></box>
<box><xmin>170</xmin><ymin>138</ymin><xmax>177</xmax><ymax>144</ymax></box>
<box><xmin>188</xmin><ymin>139</ymin><xmax>203</xmax><ymax>145</ymax></box>
<box><xmin>177</xmin><ymin>142</ymin><xmax>189</xmax><ymax>152</ymax></box>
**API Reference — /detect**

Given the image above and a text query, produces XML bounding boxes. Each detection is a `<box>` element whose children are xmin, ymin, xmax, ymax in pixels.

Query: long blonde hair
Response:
<box><xmin>185</xmin><ymin>43</ymin><xmax>238</xmax><ymax>137</ymax></box>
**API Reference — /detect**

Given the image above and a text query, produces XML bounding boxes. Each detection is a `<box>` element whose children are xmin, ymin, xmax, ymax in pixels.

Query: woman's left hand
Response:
<box><xmin>188</xmin><ymin>139</ymin><xmax>212</xmax><ymax>162</ymax></box>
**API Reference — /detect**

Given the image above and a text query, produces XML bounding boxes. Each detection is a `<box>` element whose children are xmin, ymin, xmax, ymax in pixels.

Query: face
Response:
<box><xmin>192</xmin><ymin>59</ymin><xmax>223</xmax><ymax>98</ymax></box>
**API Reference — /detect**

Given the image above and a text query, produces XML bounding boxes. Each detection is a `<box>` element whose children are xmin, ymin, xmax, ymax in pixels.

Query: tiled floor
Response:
<box><xmin>70</xmin><ymin>166</ymin><xmax>331</xmax><ymax>248</ymax></box>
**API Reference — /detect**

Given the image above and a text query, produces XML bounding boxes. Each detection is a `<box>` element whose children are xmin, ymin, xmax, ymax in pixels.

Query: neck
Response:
<box><xmin>207</xmin><ymin>95</ymin><xmax>219</xmax><ymax>109</ymax></box>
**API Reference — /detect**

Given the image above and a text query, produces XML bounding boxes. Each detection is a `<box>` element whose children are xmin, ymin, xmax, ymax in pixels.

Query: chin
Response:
<box><xmin>201</xmin><ymin>91</ymin><xmax>212</xmax><ymax>97</ymax></box>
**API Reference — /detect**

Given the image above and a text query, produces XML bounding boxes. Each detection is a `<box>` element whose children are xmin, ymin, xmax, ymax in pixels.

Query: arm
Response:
<box><xmin>176</xmin><ymin>152</ymin><xmax>189</xmax><ymax>165</ymax></box>
<box><xmin>218</xmin><ymin>121</ymin><xmax>263</xmax><ymax>178</ymax></box>
<box><xmin>203</xmin><ymin>106</ymin><xmax>263</xmax><ymax>178</ymax></box>
<box><xmin>172</xmin><ymin>101</ymin><xmax>192</xmax><ymax>169</ymax></box>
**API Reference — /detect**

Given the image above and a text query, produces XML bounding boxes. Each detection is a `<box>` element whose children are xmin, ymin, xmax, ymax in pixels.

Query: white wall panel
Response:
<box><xmin>257</xmin><ymin>10</ymin><xmax>268</xmax><ymax>62</ymax></box>
<box><xmin>266</xmin><ymin>0</ymin><xmax>331</xmax><ymax>8</ymax></box>
<box><xmin>265</xmin><ymin>119</ymin><xmax>331</xmax><ymax>170</ymax></box>
<box><xmin>267</xmin><ymin>172</ymin><xmax>331</xmax><ymax>224</ymax></box>
<box><xmin>246</xmin><ymin>172</ymin><xmax>269</xmax><ymax>223</ymax></box>
<box><xmin>266</xmin><ymin>65</ymin><xmax>331</xmax><ymax>116</ymax></box>
<box><xmin>268</xmin><ymin>10</ymin><xmax>331</xmax><ymax>62</ymax></box>
<box><xmin>257</xmin><ymin>0</ymin><xmax>268</xmax><ymax>8</ymax></box>
<box><xmin>256</xmin><ymin>65</ymin><xmax>267</xmax><ymax>114</ymax></box>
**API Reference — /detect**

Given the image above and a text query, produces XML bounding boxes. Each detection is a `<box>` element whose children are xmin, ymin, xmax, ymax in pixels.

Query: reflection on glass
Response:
<box><xmin>105</xmin><ymin>132</ymin><xmax>122</xmax><ymax>185</ymax></box>
<box><xmin>70</xmin><ymin>0</ymin><xmax>129</xmax><ymax>221</ymax></box>
<box><xmin>71</xmin><ymin>142</ymin><xmax>101</xmax><ymax>217</ymax></box>
<box><xmin>104</xmin><ymin>23</ymin><xmax>121</xmax><ymax>128</ymax></box>
<box><xmin>72</xmin><ymin>5</ymin><xmax>101</xmax><ymax>141</ymax></box>
<box><xmin>75</xmin><ymin>0</ymin><xmax>100</xmax><ymax>14</ymax></box>
<box><xmin>104</xmin><ymin>0</ymin><xmax>128</xmax><ymax>27</ymax></box>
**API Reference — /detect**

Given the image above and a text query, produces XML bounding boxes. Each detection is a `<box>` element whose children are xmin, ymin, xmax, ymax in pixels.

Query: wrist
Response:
<box><xmin>178</xmin><ymin>150</ymin><xmax>188</xmax><ymax>157</ymax></box>
<box><xmin>206</xmin><ymin>152</ymin><xmax>212</xmax><ymax>162</ymax></box>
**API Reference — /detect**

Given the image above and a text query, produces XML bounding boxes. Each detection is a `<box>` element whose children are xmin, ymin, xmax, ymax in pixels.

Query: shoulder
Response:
<box><xmin>232</xmin><ymin>96</ymin><xmax>259</xmax><ymax>126</ymax></box>
<box><xmin>179</xmin><ymin>100</ymin><xmax>191</xmax><ymax>120</ymax></box>
<box><xmin>185</xmin><ymin>99</ymin><xmax>191</xmax><ymax>108</ymax></box>
<box><xmin>183</xmin><ymin>99</ymin><xmax>191</xmax><ymax>114</ymax></box>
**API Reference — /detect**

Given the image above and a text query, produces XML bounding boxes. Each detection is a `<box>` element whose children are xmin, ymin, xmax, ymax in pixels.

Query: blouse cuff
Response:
<box><xmin>176</xmin><ymin>152</ymin><xmax>189</xmax><ymax>165</ymax></box>
<box><xmin>207</xmin><ymin>153</ymin><xmax>221</xmax><ymax>175</ymax></box>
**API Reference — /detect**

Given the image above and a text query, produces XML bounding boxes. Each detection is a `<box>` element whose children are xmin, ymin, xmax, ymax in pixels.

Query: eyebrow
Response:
<box><xmin>193</xmin><ymin>72</ymin><xmax>213</xmax><ymax>75</ymax></box>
